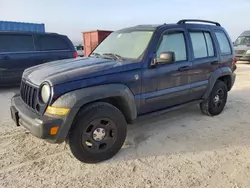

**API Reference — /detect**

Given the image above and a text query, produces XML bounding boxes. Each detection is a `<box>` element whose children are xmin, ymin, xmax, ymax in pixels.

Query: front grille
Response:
<box><xmin>235</xmin><ymin>50</ymin><xmax>246</xmax><ymax>55</ymax></box>
<box><xmin>20</xmin><ymin>80</ymin><xmax>39</xmax><ymax>111</ymax></box>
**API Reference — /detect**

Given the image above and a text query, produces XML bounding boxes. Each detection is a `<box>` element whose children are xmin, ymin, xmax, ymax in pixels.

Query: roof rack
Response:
<box><xmin>177</xmin><ymin>19</ymin><xmax>221</xmax><ymax>26</ymax></box>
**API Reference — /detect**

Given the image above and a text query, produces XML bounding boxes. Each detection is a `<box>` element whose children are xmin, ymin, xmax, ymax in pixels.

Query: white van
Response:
<box><xmin>234</xmin><ymin>30</ymin><xmax>250</xmax><ymax>62</ymax></box>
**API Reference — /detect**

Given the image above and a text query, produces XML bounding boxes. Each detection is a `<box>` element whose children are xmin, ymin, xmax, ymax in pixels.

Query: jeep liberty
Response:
<box><xmin>10</xmin><ymin>19</ymin><xmax>237</xmax><ymax>163</ymax></box>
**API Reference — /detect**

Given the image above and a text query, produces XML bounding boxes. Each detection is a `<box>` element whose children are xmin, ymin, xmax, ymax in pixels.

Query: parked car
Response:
<box><xmin>234</xmin><ymin>30</ymin><xmax>250</xmax><ymax>62</ymax></box>
<box><xmin>0</xmin><ymin>31</ymin><xmax>78</xmax><ymax>85</ymax></box>
<box><xmin>10</xmin><ymin>19</ymin><xmax>236</xmax><ymax>163</ymax></box>
<box><xmin>75</xmin><ymin>45</ymin><xmax>84</xmax><ymax>57</ymax></box>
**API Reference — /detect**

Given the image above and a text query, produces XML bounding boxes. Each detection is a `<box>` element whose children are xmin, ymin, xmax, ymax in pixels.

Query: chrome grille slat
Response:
<box><xmin>30</xmin><ymin>87</ymin><xmax>34</xmax><ymax>108</ymax></box>
<box><xmin>25</xmin><ymin>84</ymin><xmax>29</xmax><ymax>104</ymax></box>
<box><xmin>20</xmin><ymin>80</ymin><xmax>39</xmax><ymax>112</ymax></box>
<box><xmin>32</xmin><ymin>89</ymin><xmax>37</xmax><ymax>109</ymax></box>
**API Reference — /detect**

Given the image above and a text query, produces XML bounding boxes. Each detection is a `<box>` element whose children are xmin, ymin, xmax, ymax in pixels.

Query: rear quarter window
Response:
<box><xmin>36</xmin><ymin>35</ymin><xmax>70</xmax><ymax>51</ymax></box>
<box><xmin>0</xmin><ymin>34</ymin><xmax>34</xmax><ymax>52</ymax></box>
<box><xmin>215</xmin><ymin>31</ymin><xmax>232</xmax><ymax>55</ymax></box>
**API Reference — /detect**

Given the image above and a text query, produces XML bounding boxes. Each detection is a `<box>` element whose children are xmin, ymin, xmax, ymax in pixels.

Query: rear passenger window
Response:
<box><xmin>215</xmin><ymin>31</ymin><xmax>232</xmax><ymax>54</ymax></box>
<box><xmin>189</xmin><ymin>31</ymin><xmax>215</xmax><ymax>59</ymax></box>
<box><xmin>204</xmin><ymin>32</ymin><xmax>215</xmax><ymax>56</ymax></box>
<box><xmin>0</xmin><ymin>34</ymin><xmax>34</xmax><ymax>52</ymax></box>
<box><xmin>37</xmin><ymin>36</ymin><xmax>69</xmax><ymax>51</ymax></box>
<box><xmin>156</xmin><ymin>32</ymin><xmax>187</xmax><ymax>61</ymax></box>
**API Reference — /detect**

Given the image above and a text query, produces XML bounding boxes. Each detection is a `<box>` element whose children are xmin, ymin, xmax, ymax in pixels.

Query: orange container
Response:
<box><xmin>83</xmin><ymin>30</ymin><xmax>112</xmax><ymax>56</ymax></box>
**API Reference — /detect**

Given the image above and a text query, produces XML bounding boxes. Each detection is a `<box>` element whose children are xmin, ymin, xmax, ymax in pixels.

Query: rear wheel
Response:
<box><xmin>69</xmin><ymin>102</ymin><xmax>127</xmax><ymax>163</ymax></box>
<box><xmin>200</xmin><ymin>80</ymin><xmax>228</xmax><ymax>116</ymax></box>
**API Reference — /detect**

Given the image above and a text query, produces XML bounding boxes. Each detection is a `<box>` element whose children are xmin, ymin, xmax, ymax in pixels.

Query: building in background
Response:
<box><xmin>83</xmin><ymin>30</ymin><xmax>112</xmax><ymax>56</ymax></box>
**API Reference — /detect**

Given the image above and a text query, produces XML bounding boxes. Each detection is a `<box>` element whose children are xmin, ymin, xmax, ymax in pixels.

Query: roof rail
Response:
<box><xmin>177</xmin><ymin>19</ymin><xmax>221</xmax><ymax>26</ymax></box>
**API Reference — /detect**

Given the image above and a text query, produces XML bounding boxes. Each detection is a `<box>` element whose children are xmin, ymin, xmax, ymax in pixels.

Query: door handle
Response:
<box><xmin>178</xmin><ymin>66</ymin><xmax>191</xmax><ymax>71</ymax></box>
<box><xmin>211</xmin><ymin>61</ymin><xmax>219</xmax><ymax>65</ymax></box>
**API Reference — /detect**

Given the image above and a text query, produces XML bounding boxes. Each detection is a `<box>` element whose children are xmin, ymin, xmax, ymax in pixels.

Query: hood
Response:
<box><xmin>23</xmin><ymin>57</ymin><xmax>137</xmax><ymax>86</ymax></box>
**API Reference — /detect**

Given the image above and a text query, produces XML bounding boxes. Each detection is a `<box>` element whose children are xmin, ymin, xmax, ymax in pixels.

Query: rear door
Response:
<box><xmin>0</xmin><ymin>33</ymin><xmax>35</xmax><ymax>84</ymax></box>
<box><xmin>34</xmin><ymin>34</ymin><xmax>74</xmax><ymax>64</ymax></box>
<box><xmin>187</xmin><ymin>27</ymin><xmax>219</xmax><ymax>100</ymax></box>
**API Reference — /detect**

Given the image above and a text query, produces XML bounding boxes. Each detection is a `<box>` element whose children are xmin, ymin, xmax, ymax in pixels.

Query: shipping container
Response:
<box><xmin>83</xmin><ymin>30</ymin><xmax>112</xmax><ymax>56</ymax></box>
<box><xmin>0</xmin><ymin>21</ymin><xmax>45</xmax><ymax>32</ymax></box>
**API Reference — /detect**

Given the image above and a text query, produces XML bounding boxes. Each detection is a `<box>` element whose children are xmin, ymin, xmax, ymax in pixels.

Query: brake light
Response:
<box><xmin>73</xmin><ymin>51</ymin><xmax>79</xmax><ymax>58</ymax></box>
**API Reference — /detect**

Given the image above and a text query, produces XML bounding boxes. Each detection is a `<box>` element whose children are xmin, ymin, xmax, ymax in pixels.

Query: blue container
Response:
<box><xmin>0</xmin><ymin>21</ymin><xmax>45</xmax><ymax>32</ymax></box>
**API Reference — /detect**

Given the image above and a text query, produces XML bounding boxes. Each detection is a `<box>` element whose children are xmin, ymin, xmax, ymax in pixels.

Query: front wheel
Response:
<box><xmin>68</xmin><ymin>102</ymin><xmax>127</xmax><ymax>163</ymax></box>
<box><xmin>200</xmin><ymin>80</ymin><xmax>228</xmax><ymax>116</ymax></box>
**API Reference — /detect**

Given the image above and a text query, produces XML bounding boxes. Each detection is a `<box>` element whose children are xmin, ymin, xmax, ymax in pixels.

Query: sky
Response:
<box><xmin>1</xmin><ymin>0</ymin><xmax>250</xmax><ymax>44</ymax></box>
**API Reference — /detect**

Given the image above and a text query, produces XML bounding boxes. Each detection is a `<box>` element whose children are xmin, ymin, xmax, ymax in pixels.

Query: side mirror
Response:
<box><xmin>151</xmin><ymin>52</ymin><xmax>175</xmax><ymax>67</ymax></box>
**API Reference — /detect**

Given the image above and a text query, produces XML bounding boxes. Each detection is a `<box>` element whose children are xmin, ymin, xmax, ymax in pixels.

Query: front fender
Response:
<box><xmin>52</xmin><ymin>84</ymin><xmax>137</xmax><ymax>119</ymax></box>
<box><xmin>51</xmin><ymin>84</ymin><xmax>137</xmax><ymax>142</ymax></box>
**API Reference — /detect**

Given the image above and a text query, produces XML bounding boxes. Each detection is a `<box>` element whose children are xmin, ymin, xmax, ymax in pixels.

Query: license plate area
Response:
<box><xmin>10</xmin><ymin>106</ymin><xmax>20</xmax><ymax>126</ymax></box>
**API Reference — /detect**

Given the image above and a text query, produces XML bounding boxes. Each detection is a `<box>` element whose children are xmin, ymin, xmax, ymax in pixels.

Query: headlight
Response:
<box><xmin>246</xmin><ymin>50</ymin><xmax>250</xmax><ymax>55</ymax></box>
<box><xmin>40</xmin><ymin>84</ymin><xmax>51</xmax><ymax>103</ymax></box>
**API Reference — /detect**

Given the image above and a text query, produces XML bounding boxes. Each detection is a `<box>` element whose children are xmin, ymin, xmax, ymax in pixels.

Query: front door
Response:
<box><xmin>140</xmin><ymin>29</ymin><xmax>192</xmax><ymax>114</ymax></box>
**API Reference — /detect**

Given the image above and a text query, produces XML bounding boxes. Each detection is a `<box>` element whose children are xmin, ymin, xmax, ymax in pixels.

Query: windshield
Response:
<box><xmin>91</xmin><ymin>30</ymin><xmax>154</xmax><ymax>60</ymax></box>
<box><xmin>234</xmin><ymin>36</ymin><xmax>250</xmax><ymax>46</ymax></box>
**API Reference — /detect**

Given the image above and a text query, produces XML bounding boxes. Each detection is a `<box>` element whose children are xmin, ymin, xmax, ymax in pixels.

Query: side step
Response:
<box><xmin>133</xmin><ymin>100</ymin><xmax>202</xmax><ymax>123</ymax></box>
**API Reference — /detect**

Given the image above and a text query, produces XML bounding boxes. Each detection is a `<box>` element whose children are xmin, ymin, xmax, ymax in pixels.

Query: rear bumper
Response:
<box><xmin>10</xmin><ymin>94</ymin><xmax>78</xmax><ymax>143</ymax></box>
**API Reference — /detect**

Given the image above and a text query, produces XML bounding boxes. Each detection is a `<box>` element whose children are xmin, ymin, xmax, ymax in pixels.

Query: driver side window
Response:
<box><xmin>156</xmin><ymin>32</ymin><xmax>187</xmax><ymax>62</ymax></box>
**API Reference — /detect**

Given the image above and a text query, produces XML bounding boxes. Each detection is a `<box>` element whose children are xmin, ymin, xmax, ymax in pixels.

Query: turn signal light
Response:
<box><xmin>46</xmin><ymin>106</ymin><xmax>70</xmax><ymax>116</ymax></box>
<box><xmin>50</xmin><ymin>126</ymin><xmax>59</xmax><ymax>135</ymax></box>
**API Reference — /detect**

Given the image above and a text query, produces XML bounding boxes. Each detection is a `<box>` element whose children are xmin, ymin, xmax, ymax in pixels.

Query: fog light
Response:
<box><xmin>46</xmin><ymin>106</ymin><xmax>70</xmax><ymax>116</ymax></box>
<box><xmin>50</xmin><ymin>126</ymin><xmax>59</xmax><ymax>135</ymax></box>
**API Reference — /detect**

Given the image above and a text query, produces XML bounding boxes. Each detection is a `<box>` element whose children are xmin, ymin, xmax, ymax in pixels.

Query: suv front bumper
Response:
<box><xmin>10</xmin><ymin>94</ymin><xmax>78</xmax><ymax>143</ymax></box>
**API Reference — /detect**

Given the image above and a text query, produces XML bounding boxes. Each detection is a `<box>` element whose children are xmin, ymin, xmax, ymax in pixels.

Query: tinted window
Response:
<box><xmin>37</xmin><ymin>36</ymin><xmax>69</xmax><ymax>51</ymax></box>
<box><xmin>190</xmin><ymin>32</ymin><xmax>207</xmax><ymax>58</ymax></box>
<box><xmin>204</xmin><ymin>32</ymin><xmax>215</xmax><ymax>57</ymax></box>
<box><xmin>215</xmin><ymin>31</ymin><xmax>232</xmax><ymax>54</ymax></box>
<box><xmin>190</xmin><ymin>31</ymin><xmax>215</xmax><ymax>58</ymax></box>
<box><xmin>0</xmin><ymin>34</ymin><xmax>34</xmax><ymax>52</ymax></box>
<box><xmin>157</xmin><ymin>32</ymin><xmax>187</xmax><ymax>61</ymax></box>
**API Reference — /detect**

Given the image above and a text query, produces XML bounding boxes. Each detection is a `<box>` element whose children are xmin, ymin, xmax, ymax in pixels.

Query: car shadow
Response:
<box><xmin>108</xmin><ymin>92</ymin><xmax>250</xmax><ymax>163</ymax></box>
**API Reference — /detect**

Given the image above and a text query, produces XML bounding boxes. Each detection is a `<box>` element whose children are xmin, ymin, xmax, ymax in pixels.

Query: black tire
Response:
<box><xmin>68</xmin><ymin>102</ymin><xmax>127</xmax><ymax>163</ymax></box>
<box><xmin>200</xmin><ymin>80</ymin><xmax>228</xmax><ymax>116</ymax></box>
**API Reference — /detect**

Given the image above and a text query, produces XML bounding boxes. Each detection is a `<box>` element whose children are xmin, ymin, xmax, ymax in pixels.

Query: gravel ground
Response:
<box><xmin>1</xmin><ymin>64</ymin><xmax>250</xmax><ymax>188</ymax></box>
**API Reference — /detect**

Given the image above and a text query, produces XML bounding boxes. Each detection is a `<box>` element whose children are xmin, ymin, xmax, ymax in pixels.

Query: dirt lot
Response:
<box><xmin>0</xmin><ymin>64</ymin><xmax>250</xmax><ymax>188</ymax></box>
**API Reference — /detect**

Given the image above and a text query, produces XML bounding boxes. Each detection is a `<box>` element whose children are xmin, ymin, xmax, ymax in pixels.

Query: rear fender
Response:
<box><xmin>202</xmin><ymin>67</ymin><xmax>233</xmax><ymax>100</ymax></box>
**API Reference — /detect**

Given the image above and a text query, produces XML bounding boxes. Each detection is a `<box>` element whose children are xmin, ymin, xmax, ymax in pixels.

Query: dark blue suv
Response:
<box><xmin>10</xmin><ymin>20</ymin><xmax>236</xmax><ymax>163</ymax></box>
<box><xmin>0</xmin><ymin>31</ymin><xmax>77</xmax><ymax>85</ymax></box>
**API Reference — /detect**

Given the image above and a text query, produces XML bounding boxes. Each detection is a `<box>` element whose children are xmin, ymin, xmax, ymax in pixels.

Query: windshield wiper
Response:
<box><xmin>103</xmin><ymin>53</ymin><xmax>123</xmax><ymax>60</ymax></box>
